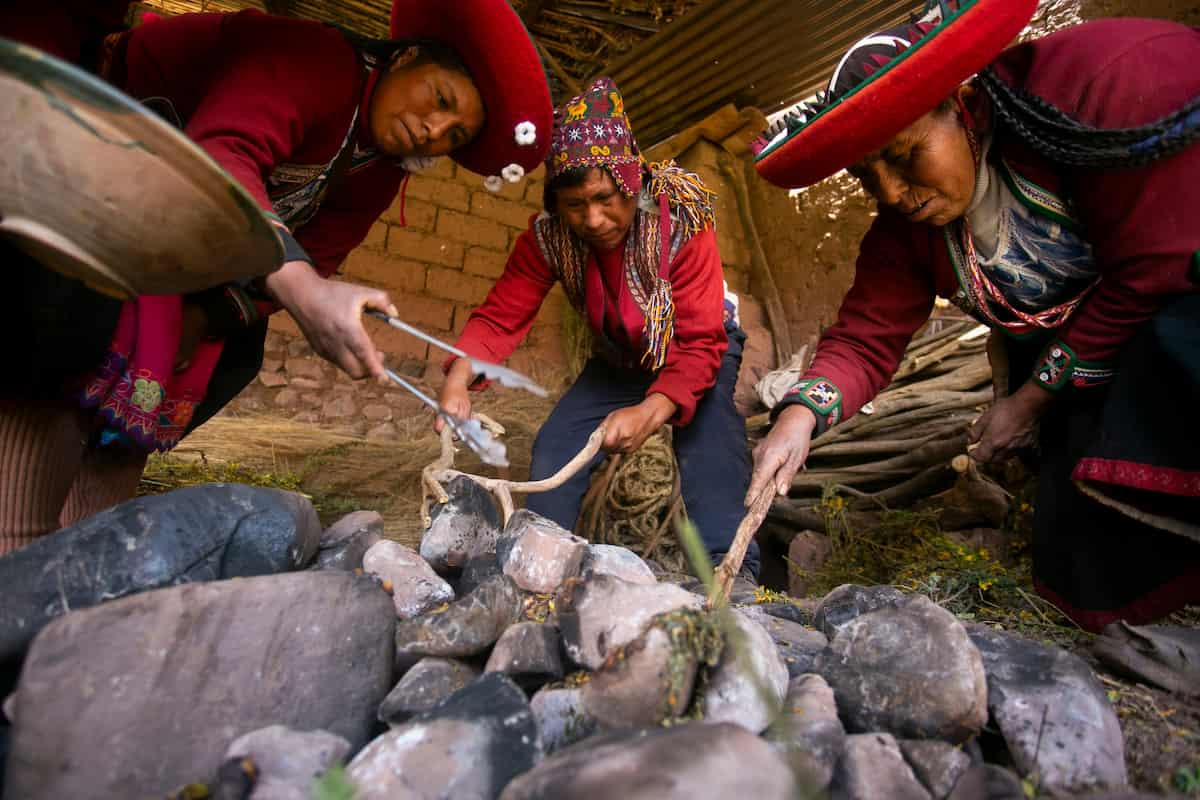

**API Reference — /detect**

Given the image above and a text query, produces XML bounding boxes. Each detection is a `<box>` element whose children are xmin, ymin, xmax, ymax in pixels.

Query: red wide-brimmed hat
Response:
<box><xmin>754</xmin><ymin>0</ymin><xmax>1037</xmax><ymax>189</ymax></box>
<box><xmin>391</xmin><ymin>0</ymin><xmax>553</xmax><ymax>182</ymax></box>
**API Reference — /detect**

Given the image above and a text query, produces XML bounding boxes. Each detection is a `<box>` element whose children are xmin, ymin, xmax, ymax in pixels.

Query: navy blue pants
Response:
<box><xmin>526</xmin><ymin>330</ymin><xmax>759</xmax><ymax>576</ymax></box>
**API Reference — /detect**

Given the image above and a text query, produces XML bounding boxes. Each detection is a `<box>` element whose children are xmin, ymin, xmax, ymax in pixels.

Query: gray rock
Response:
<box><xmin>315</xmin><ymin>511</ymin><xmax>383</xmax><ymax>571</ymax></box>
<box><xmin>222</xmin><ymin>725</ymin><xmax>351</xmax><ymax>800</ymax></box>
<box><xmin>945</xmin><ymin>764</ymin><xmax>1025</xmax><ymax>800</ymax></box>
<box><xmin>581</xmin><ymin>622</ymin><xmax>697</xmax><ymax>729</ymax></box>
<box><xmin>787</xmin><ymin>531</ymin><xmax>832</xmax><ymax>597</ymax></box>
<box><xmin>0</xmin><ymin>484</ymin><xmax>321</xmax><ymax>665</ymax></box>
<box><xmin>4</xmin><ymin>572</ymin><xmax>394</xmax><ymax>800</ymax></box>
<box><xmin>815</xmin><ymin>595</ymin><xmax>987</xmax><ymax>743</ymax></box>
<box><xmin>530</xmin><ymin>687</ymin><xmax>596</xmax><ymax>753</ymax></box>
<box><xmin>755</xmin><ymin>601</ymin><xmax>816</xmax><ymax>627</ymax></box>
<box><xmin>899</xmin><ymin>739</ymin><xmax>971</xmax><ymax>800</ymax></box>
<box><xmin>500</xmin><ymin>722</ymin><xmax>800</xmax><ymax>799</ymax></box>
<box><xmin>485</xmin><ymin>622</ymin><xmax>564</xmax><ymax>689</ymax></box>
<box><xmin>967</xmin><ymin>624</ymin><xmax>1127</xmax><ymax>792</ymax></box>
<box><xmin>766</xmin><ymin>674</ymin><xmax>845</xmax><ymax>791</ymax></box>
<box><xmin>362</xmin><ymin>541</ymin><xmax>454</xmax><ymax>619</ymax></box>
<box><xmin>349</xmin><ymin>674</ymin><xmax>540</xmax><ymax>800</ymax></box>
<box><xmin>736</xmin><ymin>605</ymin><xmax>828</xmax><ymax>677</ymax></box>
<box><xmin>420</xmin><ymin>476</ymin><xmax>501</xmax><ymax>571</ymax></box>
<box><xmin>456</xmin><ymin>551</ymin><xmax>502</xmax><ymax>596</ymax></box>
<box><xmin>701</xmin><ymin>610</ymin><xmax>789</xmax><ymax>733</ymax></box>
<box><xmin>833</xmin><ymin>733</ymin><xmax>932</xmax><ymax>800</ymax></box>
<box><xmin>557</xmin><ymin>575</ymin><xmax>702</xmax><ymax>670</ymax></box>
<box><xmin>378</xmin><ymin>657</ymin><xmax>479</xmax><ymax>726</ymax></box>
<box><xmin>394</xmin><ymin>575</ymin><xmax>523</xmax><ymax>665</ymax></box>
<box><xmin>580</xmin><ymin>544</ymin><xmax>656</xmax><ymax>585</ymax></box>
<box><xmin>813</xmin><ymin>583</ymin><xmax>906</xmax><ymax>638</ymax></box>
<box><xmin>500</xmin><ymin>512</ymin><xmax>587</xmax><ymax>594</ymax></box>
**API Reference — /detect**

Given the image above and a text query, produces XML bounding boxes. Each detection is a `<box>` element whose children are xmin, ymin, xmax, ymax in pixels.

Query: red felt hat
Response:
<box><xmin>754</xmin><ymin>0</ymin><xmax>1037</xmax><ymax>189</ymax></box>
<box><xmin>390</xmin><ymin>0</ymin><xmax>553</xmax><ymax>180</ymax></box>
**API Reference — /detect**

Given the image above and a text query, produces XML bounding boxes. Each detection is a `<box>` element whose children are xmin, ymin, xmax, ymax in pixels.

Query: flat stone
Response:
<box><xmin>945</xmin><ymin>764</ymin><xmax>1026</xmax><ymax>800</ymax></box>
<box><xmin>815</xmin><ymin>595</ymin><xmax>987</xmax><ymax>743</ymax></box>
<box><xmin>813</xmin><ymin>583</ymin><xmax>906</xmax><ymax>638</ymax></box>
<box><xmin>321</xmin><ymin>394</ymin><xmax>357</xmax><ymax>419</ymax></box>
<box><xmin>735</xmin><ymin>605</ymin><xmax>827</xmax><ymax>677</ymax></box>
<box><xmin>501</xmin><ymin>512</ymin><xmax>588</xmax><ymax>594</ymax></box>
<box><xmin>5</xmin><ymin>572</ymin><xmax>394</xmax><ymax>800</ymax></box>
<box><xmin>701</xmin><ymin>609</ymin><xmax>789</xmax><ymax>733</ymax></box>
<box><xmin>290</xmin><ymin>410</ymin><xmax>320</xmax><ymax>424</ymax></box>
<box><xmin>581</xmin><ymin>619</ymin><xmax>697</xmax><ymax>729</ymax></box>
<box><xmin>378</xmin><ymin>657</ymin><xmax>479</xmax><ymax>726</ymax></box>
<box><xmin>580</xmin><ymin>544</ymin><xmax>656</xmax><ymax>585</ymax></box>
<box><xmin>394</xmin><ymin>576</ymin><xmax>523</xmax><ymax>665</ymax></box>
<box><xmin>557</xmin><ymin>575</ymin><xmax>702</xmax><ymax>671</ymax></box>
<box><xmin>421</xmin><ymin>476</ymin><xmax>502</xmax><ymax>572</ymax></box>
<box><xmin>362</xmin><ymin>404</ymin><xmax>393</xmax><ymax>422</ymax></box>
<box><xmin>530</xmin><ymin>687</ymin><xmax>596</xmax><ymax>754</ymax></box>
<box><xmin>286</xmin><ymin>339</ymin><xmax>309</xmax><ymax>358</ymax></box>
<box><xmin>787</xmin><ymin>531</ymin><xmax>832</xmax><ymax>597</ymax></box>
<box><xmin>0</xmin><ymin>484</ymin><xmax>321</xmax><ymax>665</ymax></box>
<box><xmin>365</xmin><ymin>422</ymin><xmax>400</xmax><ymax>441</ymax></box>
<box><xmin>833</xmin><ymin>733</ymin><xmax>932</xmax><ymax>800</ymax></box>
<box><xmin>362</xmin><ymin>541</ymin><xmax>454</xmax><ymax>619</ymax></box>
<box><xmin>755</xmin><ymin>601</ymin><xmax>816</xmax><ymax>627</ymax></box>
<box><xmin>315</xmin><ymin>511</ymin><xmax>383</xmax><ymax>572</ymax></box>
<box><xmin>285</xmin><ymin>357</ymin><xmax>326</xmax><ymax>381</ymax></box>
<box><xmin>349</xmin><ymin>674</ymin><xmax>540</xmax><ymax>800</ymax></box>
<box><xmin>485</xmin><ymin>622</ymin><xmax>563</xmax><ymax>689</ymax></box>
<box><xmin>221</xmin><ymin>725</ymin><xmax>350</xmax><ymax>800</ymax></box>
<box><xmin>899</xmin><ymin>739</ymin><xmax>972</xmax><ymax>800</ymax></box>
<box><xmin>766</xmin><ymin>674</ymin><xmax>844</xmax><ymax>791</ymax></box>
<box><xmin>300</xmin><ymin>393</ymin><xmax>324</xmax><ymax>408</ymax></box>
<box><xmin>259</xmin><ymin>371</ymin><xmax>288</xmax><ymax>388</ymax></box>
<box><xmin>261</xmin><ymin>357</ymin><xmax>283</xmax><ymax>373</ymax></box>
<box><xmin>967</xmin><ymin>624</ymin><xmax>1127</xmax><ymax>792</ymax></box>
<box><xmin>499</xmin><ymin>722</ymin><xmax>800</xmax><ymax>800</ymax></box>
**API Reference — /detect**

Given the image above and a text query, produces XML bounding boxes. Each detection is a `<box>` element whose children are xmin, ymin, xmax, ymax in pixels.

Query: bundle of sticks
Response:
<box><xmin>750</xmin><ymin>319</ymin><xmax>995</xmax><ymax>528</ymax></box>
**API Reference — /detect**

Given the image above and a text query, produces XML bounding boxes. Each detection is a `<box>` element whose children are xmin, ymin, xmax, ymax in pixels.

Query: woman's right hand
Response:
<box><xmin>436</xmin><ymin>357</ymin><xmax>476</xmax><ymax>432</ymax></box>
<box><xmin>745</xmin><ymin>404</ymin><xmax>818</xmax><ymax>504</ymax></box>
<box><xmin>265</xmin><ymin>260</ymin><xmax>395</xmax><ymax>379</ymax></box>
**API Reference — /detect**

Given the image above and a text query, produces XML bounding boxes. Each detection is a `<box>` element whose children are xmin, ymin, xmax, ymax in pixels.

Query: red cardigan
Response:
<box><xmin>115</xmin><ymin>10</ymin><xmax>406</xmax><ymax>280</ymax></box>
<box><xmin>782</xmin><ymin>18</ymin><xmax>1200</xmax><ymax>433</ymax></box>
<box><xmin>456</xmin><ymin>220</ymin><xmax>728</xmax><ymax>426</ymax></box>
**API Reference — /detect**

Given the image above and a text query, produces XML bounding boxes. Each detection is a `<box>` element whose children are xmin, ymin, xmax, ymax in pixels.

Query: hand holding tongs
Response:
<box><xmin>382</xmin><ymin>367</ymin><xmax>509</xmax><ymax>468</ymax></box>
<box><xmin>366</xmin><ymin>310</ymin><xmax>547</xmax><ymax>397</ymax></box>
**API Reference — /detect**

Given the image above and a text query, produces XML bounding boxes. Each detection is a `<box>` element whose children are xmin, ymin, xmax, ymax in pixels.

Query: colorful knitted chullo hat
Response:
<box><xmin>547</xmin><ymin>76</ymin><xmax>644</xmax><ymax>196</ymax></box>
<box><xmin>754</xmin><ymin>0</ymin><xmax>1037</xmax><ymax>188</ymax></box>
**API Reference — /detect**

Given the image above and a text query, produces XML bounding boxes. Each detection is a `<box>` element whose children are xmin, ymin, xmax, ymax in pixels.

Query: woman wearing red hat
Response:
<box><xmin>750</xmin><ymin>0</ymin><xmax>1200</xmax><ymax>630</ymax></box>
<box><xmin>0</xmin><ymin>0</ymin><xmax>553</xmax><ymax>554</ymax></box>
<box><xmin>439</xmin><ymin>77</ymin><xmax>759</xmax><ymax>582</ymax></box>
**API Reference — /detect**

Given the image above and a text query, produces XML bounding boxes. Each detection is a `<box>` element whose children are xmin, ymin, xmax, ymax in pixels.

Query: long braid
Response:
<box><xmin>978</xmin><ymin>68</ymin><xmax>1200</xmax><ymax>168</ymax></box>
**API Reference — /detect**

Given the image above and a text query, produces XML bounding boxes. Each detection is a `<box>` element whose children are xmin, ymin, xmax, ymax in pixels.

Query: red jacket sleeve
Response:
<box><xmin>454</xmin><ymin>224</ymin><xmax>557</xmax><ymax>365</ymax></box>
<box><xmin>776</xmin><ymin>213</ymin><xmax>936</xmax><ymax>433</ymax></box>
<box><xmin>647</xmin><ymin>228</ymin><xmax>728</xmax><ymax>427</ymax></box>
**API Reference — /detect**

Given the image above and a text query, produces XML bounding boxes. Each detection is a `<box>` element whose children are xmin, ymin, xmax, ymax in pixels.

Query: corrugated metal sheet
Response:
<box><xmin>601</xmin><ymin>0</ymin><xmax>922</xmax><ymax>147</ymax></box>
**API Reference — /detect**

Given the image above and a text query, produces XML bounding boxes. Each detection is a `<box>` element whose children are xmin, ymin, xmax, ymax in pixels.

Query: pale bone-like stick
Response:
<box><xmin>708</xmin><ymin>486</ymin><xmax>775</xmax><ymax>607</ymax></box>
<box><xmin>421</xmin><ymin>422</ymin><xmax>607</xmax><ymax>528</ymax></box>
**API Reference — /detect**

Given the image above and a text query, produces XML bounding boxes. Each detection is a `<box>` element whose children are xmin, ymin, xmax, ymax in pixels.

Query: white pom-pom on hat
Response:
<box><xmin>502</xmin><ymin>163</ymin><xmax>525</xmax><ymax>183</ymax></box>
<box><xmin>484</xmin><ymin>175</ymin><xmax>504</xmax><ymax>193</ymax></box>
<box><xmin>514</xmin><ymin>121</ymin><xmax>537</xmax><ymax>146</ymax></box>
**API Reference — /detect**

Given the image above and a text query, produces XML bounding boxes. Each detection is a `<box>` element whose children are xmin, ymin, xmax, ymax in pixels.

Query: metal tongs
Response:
<box><xmin>366</xmin><ymin>310</ymin><xmax>548</xmax><ymax>397</ymax></box>
<box><xmin>383</xmin><ymin>367</ymin><xmax>509</xmax><ymax>468</ymax></box>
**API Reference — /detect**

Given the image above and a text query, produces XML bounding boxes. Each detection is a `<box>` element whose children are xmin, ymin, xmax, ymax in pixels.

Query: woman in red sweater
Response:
<box><xmin>750</xmin><ymin>0</ymin><xmax>1199</xmax><ymax>630</ymax></box>
<box><xmin>0</xmin><ymin>0</ymin><xmax>552</xmax><ymax>554</ymax></box>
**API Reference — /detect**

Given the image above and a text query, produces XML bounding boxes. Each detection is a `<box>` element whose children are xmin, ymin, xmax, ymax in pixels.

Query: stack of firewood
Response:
<box><xmin>749</xmin><ymin>320</ymin><xmax>995</xmax><ymax>528</ymax></box>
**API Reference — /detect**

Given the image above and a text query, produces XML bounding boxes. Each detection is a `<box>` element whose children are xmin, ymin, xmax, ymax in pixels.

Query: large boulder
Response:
<box><xmin>500</xmin><ymin>512</ymin><xmax>588</xmax><ymax>594</ymax></box>
<box><xmin>0</xmin><ymin>484</ymin><xmax>321</xmax><ymax>664</ymax></box>
<box><xmin>812</xmin><ymin>583</ymin><xmax>906</xmax><ymax>639</ymax></box>
<box><xmin>766</xmin><ymin>674</ymin><xmax>845</xmax><ymax>791</ymax></box>
<box><xmin>701</xmin><ymin>610</ymin><xmax>789</xmax><ymax>733</ymax></box>
<box><xmin>362</xmin><ymin>541</ymin><xmax>454</xmax><ymax>619</ymax></box>
<box><xmin>4</xmin><ymin>571</ymin><xmax>394</xmax><ymax>800</ymax></box>
<box><xmin>314</xmin><ymin>510</ymin><xmax>383</xmax><ymax>571</ymax></box>
<box><xmin>394</xmin><ymin>575</ymin><xmax>524</xmax><ymax>666</ymax></box>
<box><xmin>378</xmin><ymin>657</ymin><xmax>479</xmax><ymax>726</ymax></box>
<box><xmin>420</xmin><ymin>476</ymin><xmax>501</xmax><ymax>571</ymax></box>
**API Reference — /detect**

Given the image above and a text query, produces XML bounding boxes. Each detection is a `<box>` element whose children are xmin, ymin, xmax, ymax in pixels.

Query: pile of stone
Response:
<box><xmin>0</xmin><ymin>481</ymin><xmax>1131</xmax><ymax>799</ymax></box>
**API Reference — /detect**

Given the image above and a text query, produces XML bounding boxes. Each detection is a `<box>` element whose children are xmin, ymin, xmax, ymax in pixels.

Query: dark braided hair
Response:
<box><xmin>976</xmin><ymin>68</ymin><xmax>1200</xmax><ymax>169</ymax></box>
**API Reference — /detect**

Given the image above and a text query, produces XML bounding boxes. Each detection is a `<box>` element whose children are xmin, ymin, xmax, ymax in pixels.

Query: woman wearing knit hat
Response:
<box><xmin>439</xmin><ymin>77</ymin><xmax>759</xmax><ymax>582</ymax></box>
<box><xmin>0</xmin><ymin>0</ymin><xmax>553</xmax><ymax>554</ymax></box>
<box><xmin>750</xmin><ymin>0</ymin><xmax>1200</xmax><ymax>631</ymax></box>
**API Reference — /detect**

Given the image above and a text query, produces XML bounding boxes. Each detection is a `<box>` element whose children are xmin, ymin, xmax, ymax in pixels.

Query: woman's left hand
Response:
<box><xmin>601</xmin><ymin>393</ymin><xmax>677</xmax><ymax>453</ymax></box>
<box><xmin>969</xmin><ymin>379</ymin><xmax>1055</xmax><ymax>463</ymax></box>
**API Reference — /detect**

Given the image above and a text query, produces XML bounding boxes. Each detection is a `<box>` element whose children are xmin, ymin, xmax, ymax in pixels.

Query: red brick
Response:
<box><xmin>461</xmin><ymin>170</ymin><xmax>524</xmax><ymax>200</ymax></box>
<box><xmin>463</xmin><ymin>247</ymin><xmax>509</xmax><ymax>279</ymax></box>
<box><xmin>370</xmin><ymin>324</ymin><xmax>430</xmax><ymax>362</ymax></box>
<box><xmin>469</xmin><ymin>192</ymin><xmax>538</xmax><ymax>230</ymax></box>
<box><xmin>381</xmin><ymin>196</ymin><xmax>436</xmax><ymax>231</ymax></box>
<box><xmin>404</xmin><ymin>174</ymin><xmax>470</xmax><ymax>211</ymax></box>
<box><xmin>451</xmin><ymin>303</ymin><xmax>474</xmax><ymax>336</ymax></box>
<box><xmin>427</xmin><ymin>266</ymin><xmax>495</xmax><ymax>306</ymax></box>
<box><xmin>435</xmin><ymin>210</ymin><xmax>508</xmax><ymax>251</ymax></box>
<box><xmin>386</xmin><ymin>229</ymin><xmax>464</xmax><ymax>268</ymax></box>
<box><xmin>723</xmin><ymin>267</ymin><xmax>749</xmax><ymax>295</ymax></box>
<box><xmin>362</xmin><ymin>221</ymin><xmax>388</xmax><ymax>248</ymax></box>
<box><xmin>341</xmin><ymin>248</ymin><xmax>427</xmax><ymax>293</ymax></box>
<box><xmin>387</xmin><ymin>291</ymin><xmax>454</xmax><ymax>331</ymax></box>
